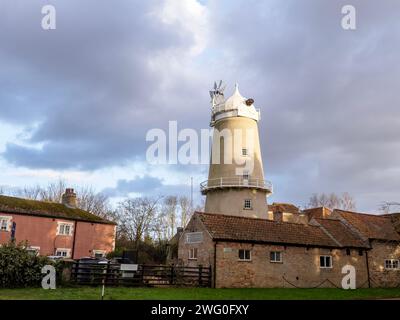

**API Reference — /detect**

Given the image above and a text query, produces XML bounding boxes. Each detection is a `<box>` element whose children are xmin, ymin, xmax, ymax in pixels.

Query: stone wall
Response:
<box><xmin>368</xmin><ymin>240</ymin><xmax>400</xmax><ymax>288</ymax></box>
<box><xmin>178</xmin><ymin>214</ymin><xmax>215</xmax><ymax>269</ymax></box>
<box><xmin>177</xmin><ymin>215</ymin><xmax>400</xmax><ymax>288</ymax></box>
<box><xmin>214</xmin><ymin>242</ymin><xmax>369</xmax><ymax>289</ymax></box>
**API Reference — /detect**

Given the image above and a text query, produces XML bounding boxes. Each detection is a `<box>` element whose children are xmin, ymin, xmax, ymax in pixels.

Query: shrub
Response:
<box><xmin>0</xmin><ymin>242</ymin><xmax>55</xmax><ymax>288</ymax></box>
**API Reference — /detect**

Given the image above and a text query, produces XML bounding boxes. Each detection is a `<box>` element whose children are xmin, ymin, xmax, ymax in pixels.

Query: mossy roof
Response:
<box><xmin>0</xmin><ymin>195</ymin><xmax>116</xmax><ymax>225</ymax></box>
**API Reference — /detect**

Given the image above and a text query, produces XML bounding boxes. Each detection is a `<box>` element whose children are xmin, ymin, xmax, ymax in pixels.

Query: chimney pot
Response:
<box><xmin>274</xmin><ymin>211</ymin><xmax>283</xmax><ymax>223</ymax></box>
<box><xmin>62</xmin><ymin>188</ymin><xmax>77</xmax><ymax>208</ymax></box>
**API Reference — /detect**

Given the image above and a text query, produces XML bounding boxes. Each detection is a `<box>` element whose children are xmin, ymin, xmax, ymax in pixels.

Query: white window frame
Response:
<box><xmin>27</xmin><ymin>246</ymin><xmax>40</xmax><ymax>256</ymax></box>
<box><xmin>244</xmin><ymin>199</ymin><xmax>252</xmax><ymax>210</ymax></box>
<box><xmin>57</xmin><ymin>221</ymin><xmax>74</xmax><ymax>236</ymax></box>
<box><xmin>320</xmin><ymin>255</ymin><xmax>332</xmax><ymax>269</ymax></box>
<box><xmin>385</xmin><ymin>259</ymin><xmax>399</xmax><ymax>270</ymax></box>
<box><xmin>185</xmin><ymin>232</ymin><xmax>203</xmax><ymax>244</ymax></box>
<box><xmin>0</xmin><ymin>216</ymin><xmax>12</xmax><ymax>232</ymax></box>
<box><xmin>93</xmin><ymin>250</ymin><xmax>106</xmax><ymax>258</ymax></box>
<box><xmin>55</xmin><ymin>248</ymin><xmax>71</xmax><ymax>258</ymax></box>
<box><xmin>188</xmin><ymin>248</ymin><xmax>198</xmax><ymax>260</ymax></box>
<box><xmin>238</xmin><ymin>249</ymin><xmax>251</xmax><ymax>261</ymax></box>
<box><xmin>270</xmin><ymin>251</ymin><xmax>282</xmax><ymax>263</ymax></box>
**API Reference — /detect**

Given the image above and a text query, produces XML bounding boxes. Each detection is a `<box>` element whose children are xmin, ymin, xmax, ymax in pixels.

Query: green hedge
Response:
<box><xmin>0</xmin><ymin>242</ymin><xmax>56</xmax><ymax>288</ymax></box>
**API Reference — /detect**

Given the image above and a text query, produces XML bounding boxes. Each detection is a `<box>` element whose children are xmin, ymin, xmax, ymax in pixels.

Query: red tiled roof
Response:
<box><xmin>302</xmin><ymin>207</ymin><xmax>332</xmax><ymax>220</ymax></box>
<box><xmin>196</xmin><ymin>212</ymin><xmax>340</xmax><ymax>248</ymax></box>
<box><xmin>387</xmin><ymin>213</ymin><xmax>400</xmax><ymax>233</ymax></box>
<box><xmin>313</xmin><ymin>218</ymin><xmax>369</xmax><ymax>248</ymax></box>
<box><xmin>334</xmin><ymin>210</ymin><xmax>400</xmax><ymax>241</ymax></box>
<box><xmin>269</xmin><ymin>203</ymin><xmax>299</xmax><ymax>214</ymax></box>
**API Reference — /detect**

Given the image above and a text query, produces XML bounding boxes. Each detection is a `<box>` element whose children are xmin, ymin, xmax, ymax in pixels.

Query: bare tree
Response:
<box><xmin>13</xmin><ymin>179</ymin><xmax>112</xmax><ymax>218</ymax></box>
<box><xmin>77</xmin><ymin>186</ymin><xmax>113</xmax><ymax>219</ymax></box>
<box><xmin>193</xmin><ymin>198</ymin><xmax>205</xmax><ymax>213</ymax></box>
<box><xmin>179</xmin><ymin>196</ymin><xmax>192</xmax><ymax>228</ymax></box>
<box><xmin>14</xmin><ymin>180</ymin><xmax>66</xmax><ymax>202</ymax></box>
<box><xmin>40</xmin><ymin>180</ymin><xmax>67</xmax><ymax>202</ymax></box>
<box><xmin>163</xmin><ymin>196</ymin><xmax>178</xmax><ymax>239</ymax></box>
<box><xmin>379</xmin><ymin>202</ymin><xmax>400</xmax><ymax>214</ymax></box>
<box><xmin>117</xmin><ymin>197</ymin><xmax>162</xmax><ymax>246</ymax></box>
<box><xmin>306</xmin><ymin>192</ymin><xmax>356</xmax><ymax>211</ymax></box>
<box><xmin>13</xmin><ymin>185</ymin><xmax>43</xmax><ymax>200</ymax></box>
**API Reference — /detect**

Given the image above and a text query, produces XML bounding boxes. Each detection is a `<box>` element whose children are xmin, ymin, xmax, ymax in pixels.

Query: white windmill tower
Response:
<box><xmin>200</xmin><ymin>81</ymin><xmax>273</xmax><ymax>219</ymax></box>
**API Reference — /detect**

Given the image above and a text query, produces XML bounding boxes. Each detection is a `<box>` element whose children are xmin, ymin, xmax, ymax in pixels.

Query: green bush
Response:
<box><xmin>0</xmin><ymin>242</ymin><xmax>55</xmax><ymax>288</ymax></box>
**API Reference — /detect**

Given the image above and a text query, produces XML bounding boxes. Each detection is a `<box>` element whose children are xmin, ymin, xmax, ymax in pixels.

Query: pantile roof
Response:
<box><xmin>0</xmin><ymin>195</ymin><xmax>116</xmax><ymax>225</ymax></box>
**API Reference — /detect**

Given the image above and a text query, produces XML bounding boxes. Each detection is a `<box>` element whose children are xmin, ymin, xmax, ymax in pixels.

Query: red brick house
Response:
<box><xmin>0</xmin><ymin>189</ymin><xmax>116</xmax><ymax>259</ymax></box>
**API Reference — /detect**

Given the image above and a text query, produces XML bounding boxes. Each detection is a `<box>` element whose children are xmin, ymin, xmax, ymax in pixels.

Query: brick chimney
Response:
<box><xmin>273</xmin><ymin>211</ymin><xmax>283</xmax><ymax>223</ymax></box>
<box><xmin>62</xmin><ymin>188</ymin><xmax>77</xmax><ymax>208</ymax></box>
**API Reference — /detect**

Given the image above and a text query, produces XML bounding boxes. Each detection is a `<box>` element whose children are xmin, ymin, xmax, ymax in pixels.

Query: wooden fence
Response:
<box><xmin>70</xmin><ymin>262</ymin><xmax>212</xmax><ymax>287</ymax></box>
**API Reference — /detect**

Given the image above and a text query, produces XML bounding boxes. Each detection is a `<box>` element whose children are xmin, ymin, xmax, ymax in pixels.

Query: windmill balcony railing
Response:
<box><xmin>212</xmin><ymin>104</ymin><xmax>261</xmax><ymax>116</ymax></box>
<box><xmin>200</xmin><ymin>177</ymin><xmax>273</xmax><ymax>194</ymax></box>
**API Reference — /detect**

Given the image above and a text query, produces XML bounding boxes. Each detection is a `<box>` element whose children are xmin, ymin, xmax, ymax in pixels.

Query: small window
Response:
<box><xmin>238</xmin><ymin>249</ymin><xmax>251</xmax><ymax>261</ymax></box>
<box><xmin>0</xmin><ymin>216</ymin><xmax>11</xmax><ymax>231</ymax></box>
<box><xmin>55</xmin><ymin>248</ymin><xmax>71</xmax><ymax>258</ymax></box>
<box><xmin>188</xmin><ymin>248</ymin><xmax>198</xmax><ymax>260</ymax></box>
<box><xmin>27</xmin><ymin>246</ymin><xmax>40</xmax><ymax>256</ymax></box>
<box><xmin>57</xmin><ymin>222</ymin><xmax>73</xmax><ymax>236</ymax></box>
<box><xmin>270</xmin><ymin>251</ymin><xmax>282</xmax><ymax>263</ymax></box>
<box><xmin>320</xmin><ymin>255</ymin><xmax>332</xmax><ymax>268</ymax></box>
<box><xmin>358</xmin><ymin>250</ymin><xmax>363</xmax><ymax>256</ymax></box>
<box><xmin>242</xmin><ymin>171</ymin><xmax>250</xmax><ymax>180</ymax></box>
<box><xmin>346</xmin><ymin>248</ymin><xmax>351</xmax><ymax>256</ymax></box>
<box><xmin>0</xmin><ymin>219</ymin><xmax>8</xmax><ymax>231</ymax></box>
<box><xmin>244</xmin><ymin>199</ymin><xmax>252</xmax><ymax>210</ymax></box>
<box><xmin>385</xmin><ymin>259</ymin><xmax>399</xmax><ymax>270</ymax></box>
<box><xmin>186</xmin><ymin>232</ymin><xmax>203</xmax><ymax>244</ymax></box>
<box><xmin>242</xmin><ymin>148</ymin><xmax>248</xmax><ymax>156</ymax></box>
<box><xmin>93</xmin><ymin>250</ymin><xmax>106</xmax><ymax>258</ymax></box>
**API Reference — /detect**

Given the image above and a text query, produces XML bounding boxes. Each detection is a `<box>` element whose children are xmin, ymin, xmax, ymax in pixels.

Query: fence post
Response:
<box><xmin>170</xmin><ymin>264</ymin><xmax>175</xmax><ymax>285</ymax></box>
<box><xmin>105</xmin><ymin>261</ymin><xmax>110</xmax><ymax>285</ymax></box>
<box><xmin>74</xmin><ymin>261</ymin><xmax>79</xmax><ymax>283</ymax></box>
<box><xmin>72</xmin><ymin>262</ymin><xmax>76</xmax><ymax>283</ymax></box>
<box><xmin>208</xmin><ymin>265</ymin><xmax>212</xmax><ymax>287</ymax></box>
<box><xmin>141</xmin><ymin>265</ymin><xmax>145</xmax><ymax>286</ymax></box>
<box><xmin>198</xmin><ymin>265</ymin><xmax>203</xmax><ymax>286</ymax></box>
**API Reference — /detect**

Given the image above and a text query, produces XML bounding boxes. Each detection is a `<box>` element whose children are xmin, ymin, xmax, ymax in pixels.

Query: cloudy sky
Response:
<box><xmin>0</xmin><ymin>0</ymin><xmax>399</xmax><ymax>212</ymax></box>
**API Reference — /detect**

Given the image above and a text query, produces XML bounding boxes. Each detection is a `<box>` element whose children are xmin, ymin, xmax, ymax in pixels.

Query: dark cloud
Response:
<box><xmin>0</xmin><ymin>0</ymin><xmax>209</xmax><ymax>169</ymax></box>
<box><xmin>207</xmin><ymin>0</ymin><xmax>400</xmax><ymax>211</ymax></box>
<box><xmin>103</xmin><ymin>175</ymin><xmax>164</xmax><ymax>197</ymax></box>
<box><xmin>102</xmin><ymin>174</ymin><xmax>195</xmax><ymax>201</ymax></box>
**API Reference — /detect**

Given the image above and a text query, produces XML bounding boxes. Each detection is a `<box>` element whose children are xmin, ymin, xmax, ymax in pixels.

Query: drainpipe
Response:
<box><xmin>365</xmin><ymin>250</ymin><xmax>371</xmax><ymax>288</ymax></box>
<box><xmin>213</xmin><ymin>241</ymin><xmax>217</xmax><ymax>289</ymax></box>
<box><xmin>71</xmin><ymin>220</ymin><xmax>78</xmax><ymax>260</ymax></box>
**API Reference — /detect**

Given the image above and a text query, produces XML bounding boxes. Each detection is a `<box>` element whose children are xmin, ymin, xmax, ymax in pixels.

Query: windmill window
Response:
<box><xmin>244</xmin><ymin>199</ymin><xmax>252</xmax><ymax>210</ymax></box>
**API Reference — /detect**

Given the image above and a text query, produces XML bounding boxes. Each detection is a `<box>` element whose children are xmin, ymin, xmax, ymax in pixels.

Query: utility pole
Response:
<box><xmin>190</xmin><ymin>177</ymin><xmax>193</xmax><ymax>210</ymax></box>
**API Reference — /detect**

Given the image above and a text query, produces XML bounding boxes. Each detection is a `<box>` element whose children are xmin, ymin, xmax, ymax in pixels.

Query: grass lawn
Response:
<box><xmin>0</xmin><ymin>287</ymin><xmax>400</xmax><ymax>300</ymax></box>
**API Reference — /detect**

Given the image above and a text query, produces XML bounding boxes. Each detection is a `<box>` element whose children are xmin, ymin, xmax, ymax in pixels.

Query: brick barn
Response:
<box><xmin>176</xmin><ymin>207</ymin><xmax>400</xmax><ymax>288</ymax></box>
<box><xmin>0</xmin><ymin>189</ymin><xmax>116</xmax><ymax>259</ymax></box>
